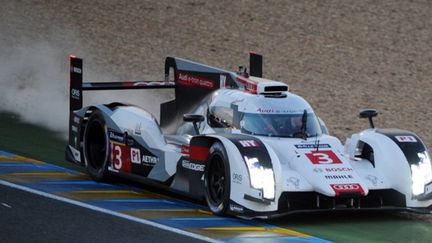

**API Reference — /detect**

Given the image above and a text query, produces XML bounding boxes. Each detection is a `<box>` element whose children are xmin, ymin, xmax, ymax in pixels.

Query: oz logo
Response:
<box><xmin>71</xmin><ymin>89</ymin><xmax>81</xmax><ymax>100</ymax></box>
<box><xmin>305</xmin><ymin>150</ymin><xmax>342</xmax><ymax>164</ymax></box>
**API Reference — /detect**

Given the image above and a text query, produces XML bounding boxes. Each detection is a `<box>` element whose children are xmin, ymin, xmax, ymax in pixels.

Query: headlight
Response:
<box><xmin>411</xmin><ymin>151</ymin><xmax>432</xmax><ymax>196</ymax></box>
<box><xmin>244</xmin><ymin>156</ymin><xmax>275</xmax><ymax>200</ymax></box>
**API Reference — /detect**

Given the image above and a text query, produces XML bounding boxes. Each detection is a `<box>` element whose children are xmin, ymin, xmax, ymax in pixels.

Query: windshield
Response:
<box><xmin>239</xmin><ymin>112</ymin><xmax>322</xmax><ymax>138</ymax></box>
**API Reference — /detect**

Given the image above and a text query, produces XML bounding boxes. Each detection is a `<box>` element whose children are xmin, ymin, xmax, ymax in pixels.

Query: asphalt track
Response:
<box><xmin>0</xmin><ymin>183</ymin><xmax>204</xmax><ymax>243</ymax></box>
<box><xmin>1</xmin><ymin>113</ymin><xmax>432</xmax><ymax>242</ymax></box>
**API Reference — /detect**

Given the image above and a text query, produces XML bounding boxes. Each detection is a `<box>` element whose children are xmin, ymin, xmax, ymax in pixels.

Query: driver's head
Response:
<box><xmin>291</xmin><ymin>116</ymin><xmax>303</xmax><ymax>128</ymax></box>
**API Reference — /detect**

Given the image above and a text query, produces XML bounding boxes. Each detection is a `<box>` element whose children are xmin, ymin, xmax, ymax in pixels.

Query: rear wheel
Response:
<box><xmin>204</xmin><ymin>142</ymin><xmax>230</xmax><ymax>215</ymax></box>
<box><xmin>83</xmin><ymin>110</ymin><xmax>110</xmax><ymax>181</ymax></box>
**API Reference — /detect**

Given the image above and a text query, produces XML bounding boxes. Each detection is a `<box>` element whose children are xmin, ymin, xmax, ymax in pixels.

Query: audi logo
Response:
<box><xmin>332</xmin><ymin>184</ymin><xmax>360</xmax><ymax>190</ymax></box>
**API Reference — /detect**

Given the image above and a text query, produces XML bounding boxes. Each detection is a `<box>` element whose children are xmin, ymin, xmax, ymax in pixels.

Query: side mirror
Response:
<box><xmin>359</xmin><ymin>109</ymin><xmax>378</xmax><ymax>128</ymax></box>
<box><xmin>183</xmin><ymin>114</ymin><xmax>205</xmax><ymax>134</ymax></box>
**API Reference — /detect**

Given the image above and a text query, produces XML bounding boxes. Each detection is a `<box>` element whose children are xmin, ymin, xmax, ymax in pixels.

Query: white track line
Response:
<box><xmin>0</xmin><ymin>179</ymin><xmax>220</xmax><ymax>243</ymax></box>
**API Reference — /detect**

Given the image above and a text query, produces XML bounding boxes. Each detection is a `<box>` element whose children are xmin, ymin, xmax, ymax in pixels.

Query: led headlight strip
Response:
<box><xmin>412</xmin><ymin>151</ymin><xmax>432</xmax><ymax>196</ymax></box>
<box><xmin>244</xmin><ymin>156</ymin><xmax>275</xmax><ymax>200</ymax></box>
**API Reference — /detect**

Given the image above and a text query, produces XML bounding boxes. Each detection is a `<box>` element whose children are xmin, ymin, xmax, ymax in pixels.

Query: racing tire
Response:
<box><xmin>204</xmin><ymin>142</ymin><xmax>231</xmax><ymax>216</ymax></box>
<box><xmin>83</xmin><ymin>110</ymin><xmax>110</xmax><ymax>181</ymax></box>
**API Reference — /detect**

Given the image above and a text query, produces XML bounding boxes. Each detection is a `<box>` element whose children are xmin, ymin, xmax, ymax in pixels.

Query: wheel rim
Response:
<box><xmin>208</xmin><ymin>155</ymin><xmax>225</xmax><ymax>205</ymax></box>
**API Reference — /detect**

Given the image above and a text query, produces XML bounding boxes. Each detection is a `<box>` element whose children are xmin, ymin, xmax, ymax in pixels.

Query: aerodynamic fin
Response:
<box><xmin>249</xmin><ymin>52</ymin><xmax>263</xmax><ymax>78</ymax></box>
<box><xmin>69</xmin><ymin>55</ymin><xmax>83</xmax><ymax>112</ymax></box>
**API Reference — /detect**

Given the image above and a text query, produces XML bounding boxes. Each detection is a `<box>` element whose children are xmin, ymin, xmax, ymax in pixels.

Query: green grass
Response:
<box><xmin>0</xmin><ymin>112</ymin><xmax>84</xmax><ymax>172</ymax></box>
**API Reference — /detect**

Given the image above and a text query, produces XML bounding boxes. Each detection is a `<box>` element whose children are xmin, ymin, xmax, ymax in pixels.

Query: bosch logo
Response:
<box><xmin>71</xmin><ymin>66</ymin><xmax>82</xmax><ymax>74</ymax></box>
<box><xmin>326</xmin><ymin>167</ymin><xmax>353</xmax><ymax>172</ymax></box>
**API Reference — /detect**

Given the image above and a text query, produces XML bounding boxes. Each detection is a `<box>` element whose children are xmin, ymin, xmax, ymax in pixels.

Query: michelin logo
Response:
<box><xmin>109</xmin><ymin>131</ymin><xmax>124</xmax><ymax>143</ymax></box>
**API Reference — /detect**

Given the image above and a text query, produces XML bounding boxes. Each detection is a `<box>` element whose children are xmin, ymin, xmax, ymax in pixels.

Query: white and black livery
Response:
<box><xmin>66</xmin><ymin>53</ymin><xmax>432</xmax><ymax>218</ymax></box>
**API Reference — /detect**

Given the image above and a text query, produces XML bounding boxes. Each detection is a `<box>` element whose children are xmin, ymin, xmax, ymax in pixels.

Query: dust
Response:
<box><xmin>0</xmin><ymin>42</ymin><xmax>172</xmax><ymax>136</ymax></box>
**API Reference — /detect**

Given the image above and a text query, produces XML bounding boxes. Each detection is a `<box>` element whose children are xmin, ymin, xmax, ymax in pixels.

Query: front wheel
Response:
<box><xmin>204</xmin><ymin>142</ymin><xmax>230</xmax><ymax>215</ymax></box>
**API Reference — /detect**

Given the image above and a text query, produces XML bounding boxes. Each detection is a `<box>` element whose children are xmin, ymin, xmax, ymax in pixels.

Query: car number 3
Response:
<box><xmin>111</xmin><ymin>143</ymin><xmax>123</xmax><ymax>169</ymax></box>
<box><xmin>305</xmin><ymin>150</ymin><xmax>342</xmax><ymax>164</ymax></box>
<box><xmin>312</xmin><ymin>152</ymin><xmax>332</xmax><ymax>164</ymax></box>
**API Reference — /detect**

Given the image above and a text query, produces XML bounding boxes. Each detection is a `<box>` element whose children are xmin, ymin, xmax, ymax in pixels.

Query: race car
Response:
<box><xmin>66</xmin><ymin>53</ymin><xmax>432</xmax><ymax>218</ymax></box>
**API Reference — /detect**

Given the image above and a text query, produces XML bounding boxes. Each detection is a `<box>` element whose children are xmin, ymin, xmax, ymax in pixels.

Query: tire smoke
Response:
<box><xmin>0</xmin><ymin>43</ymin><xmax>172</xmax><ymax>137</ymax></box>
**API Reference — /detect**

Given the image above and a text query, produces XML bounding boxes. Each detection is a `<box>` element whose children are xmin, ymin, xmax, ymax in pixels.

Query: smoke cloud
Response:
<box><xmin>0</xmin><ymin>42</ymin><xmax>172</xmax><ymax>137</ymax></box>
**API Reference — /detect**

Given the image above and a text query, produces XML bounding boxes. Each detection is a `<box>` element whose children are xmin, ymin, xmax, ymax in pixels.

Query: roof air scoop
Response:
<box><xmin>254</xmin><ymin>79</ymin><xmax>289</xmax><ymax>97</ymax></box>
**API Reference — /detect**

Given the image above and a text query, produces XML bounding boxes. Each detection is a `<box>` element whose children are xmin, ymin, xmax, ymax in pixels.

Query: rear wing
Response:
<box><xmin>68</xmin><ymin>55</ymin><xmax>175</xmax><ymax>113</ymax></box>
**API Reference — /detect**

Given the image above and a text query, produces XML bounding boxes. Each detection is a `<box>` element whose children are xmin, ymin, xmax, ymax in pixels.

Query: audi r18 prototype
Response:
<box><xmin>66</xmin><ymin>53</ymin><xmax>432</xmax><ymax>218</ymax></box>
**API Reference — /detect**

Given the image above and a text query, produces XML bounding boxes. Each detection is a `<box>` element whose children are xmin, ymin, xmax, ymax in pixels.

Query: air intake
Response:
<box><xmin>256</xmin><ymin>80</ymin><xmax>289</xmax><ymax>97</ymax></box>
<box><xmin>264</xmin><ymin>86</ymin><xmax>289</xmax><ymax>92</ymax></box>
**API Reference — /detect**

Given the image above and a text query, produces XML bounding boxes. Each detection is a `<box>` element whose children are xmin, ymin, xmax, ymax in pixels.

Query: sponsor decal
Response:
<box><xmin>366</xmin><ymin>175</ymin><xmax>378</xmax><ymax>186</ymax></box>
<box><xmin>313</xmin><ymin>168</ymin><xmax>324</xmax><ymax>173</ymax></box>
<box><xmin>69</xmin><ymin>145</ymin><xmax>81</xmax><ymax>163</ymax></box>
<box><xmin>71</xmin><ymin>125</ymin><xmax>78</xmax><ymax>133</ymax></box>
<box><xmin>295</xmin><ymin>144</ymin><xmax>331</xmax><ymax>149</ymax></box>
<box><xmin>130</xmin><ymin>148</ymin><xmax>141</xmax><ymax>164</ymax></box>
<box><xmin>395</xmin><ymin>135</ymin><xmax>417</xmax><ymax>143</ymax></box>
<box><xmin>220</xmin><ymin>74</ymin><xmax>226</xmax><ymax>88</ymax></box>
<box><xmin>134</xmin><ymin>123</ymin><xmax>142</xmax><ymax>135</ymax></box>
<box><xmin>71</xmin><ymin>89</ymin><xmax>81</xmax><ymax>100</ymax></box>
<box><xmin>126</xmin><ymin>138</ymin><xmax>135</xmax><ymax>146</ymax></box>
<box><xmin>229</xmin><ymin>204</ymin><xmax>244</xmax><ymax>213</ymax></box>
<box><xmin>109</xmin><ymin>142</ymin><xmax>131</xmax><ymax>172</ymax></box>
<box><xmin>73</xmin><ymin>116</ymin><xmax>80</xmax><ymax>124</ymax></box>
<box><xmin>256</xmin><ymin>108</ymin><xmax>311</xmax><ymax>114</ymax></box>
<box><xmin>257</xmin><ymin>108</ymin><xmax>274</xmax><ymax>113</ymax></box>
<box><xmin>236</xmin><ymin>76</ymin><xmax>257</xmax><ymax>94</ymax></box>
<box><xmin>239</xmin><ymin>140</ymin><xmax>260</xmax><ymax>148</ymax></box>
<box><xmin>181</xmin><ymin>145</ymin><xmax>190</xmax><ymax>156</ymax></box>
<box><xmin>325</xmin><ymin>167</ymin><xmax>353</xmax><ymax>172</ymax></box>
<box><xmin>330</xmin><ymin>183</ymin><xmax>365</xmax><ymax>196</ymax></box>
<box><xmin>177</xmin><ymin>72</ymin><xmax>215</xmax><ymax>89</ymax></box>
<box><xmin>142</xmin><ymin>155</ymin><xmax>158</xmax><ymax>166</ymax></box>
<box><xmin>109</xmin><ymin>131</ymin><xmax>124</xmax><ymax>143</ymax></box>
<box><xmin>325</xmin><ymin>174</ymin><xmax>354</xmax><ymax>180</ymax></box>
<box><xmin>182</xmin><ymin>160</ymin><xmax>205</xmax><ymax>172</ymax></box>
<box><xmin>287</xmin><ymin>177</ymin><xmax>300</xmax><ymax>189</ymax></box>
<box><xmin>306</xmin><ymin>150</ymin><xmax>342</xmax><ymax>164</ymax></box>
<box><xmin>425</xmin><ymin>183</ymin><xmax>432</xmax><ymax>194</ymax></box>
<box><xmin>232</xmin><ymin>173</ymin><xmax>243</xmax><ymax>184</ymax></box>
<box><xmin>71</xmin><ymin>66</ymin><xmax>82</xmax><ymax>74</ymax></box>
<box><xmin>133</xmin><ymin>81</ymin><xmax>169</xmax><ymax>86</ymax></box>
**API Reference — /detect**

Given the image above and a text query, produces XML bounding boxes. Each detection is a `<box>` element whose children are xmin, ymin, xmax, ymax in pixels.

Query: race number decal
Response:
<box><xmin>305</xmin><ymin>150</ymin><xmax>342</xmax><ymax>164</ymax></box>
<box><xmin>130</xmin><ymin>148</ymin><xmax>141</xmax><ymax>164</ymax></box>
<box><xmin>110</xmin><ymin>142</ymin><xmax>132</xmax><ymax>172</ymax></box>
<box><xmin>395</xmin><ymin>135</ymin><xmax>417</xmax><ymax>143</ymax></box>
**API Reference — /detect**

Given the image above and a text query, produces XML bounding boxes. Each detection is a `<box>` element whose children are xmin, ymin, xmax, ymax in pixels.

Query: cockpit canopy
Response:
<box><xmin>207</xmin><ymin>90</ymin><xmax>323</xmax><ymax>138</ymax></box>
